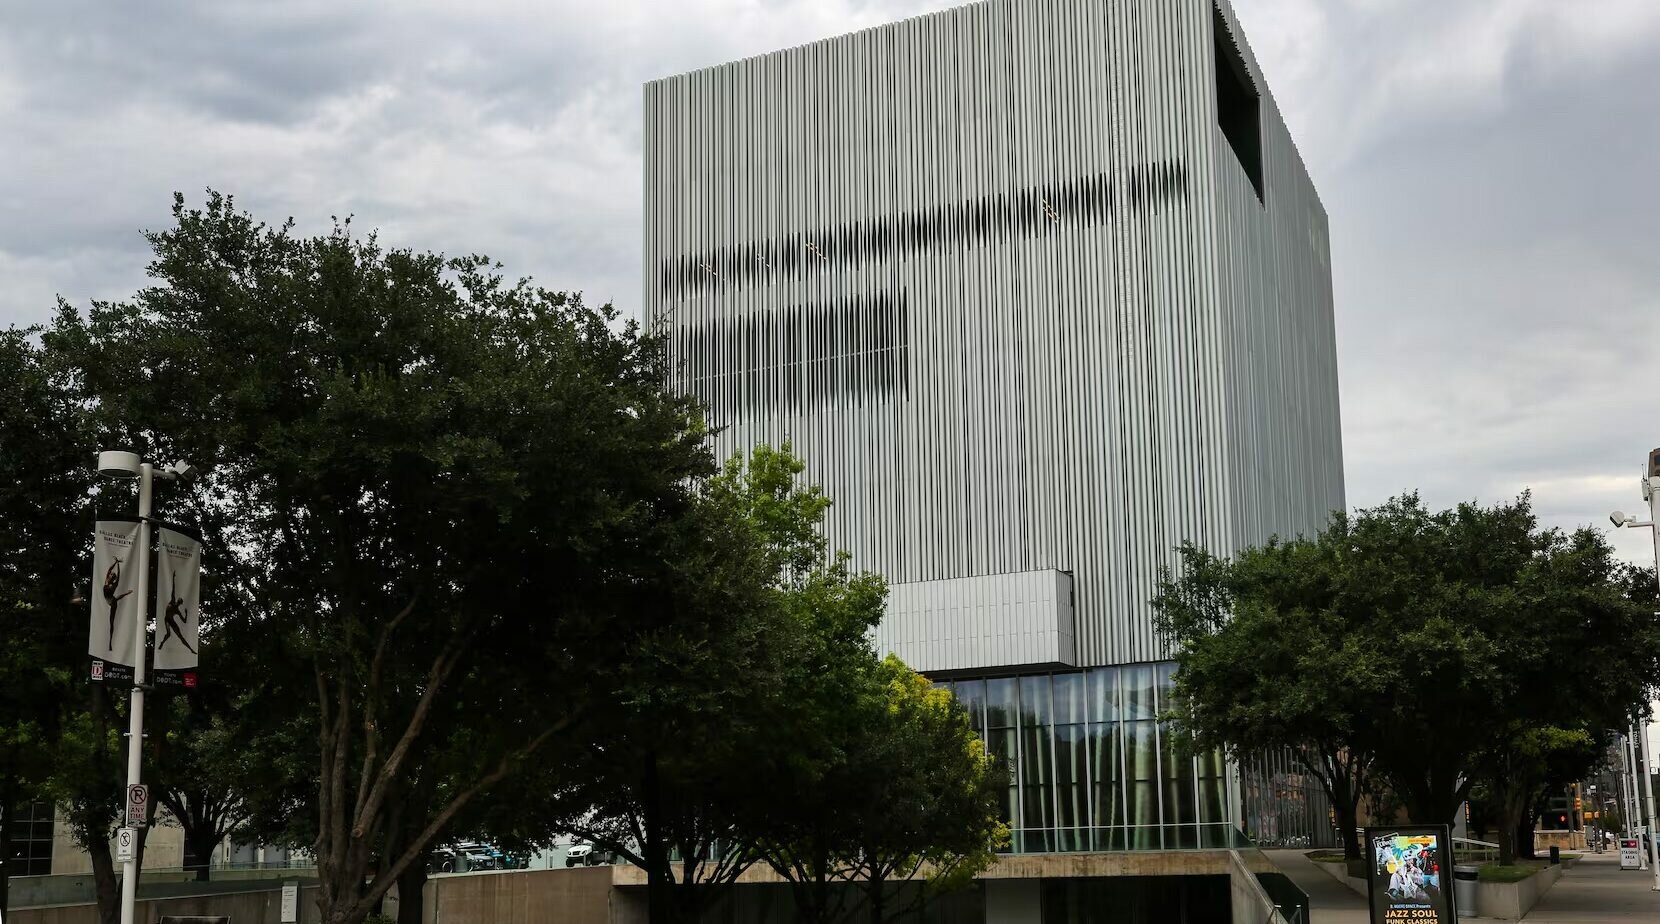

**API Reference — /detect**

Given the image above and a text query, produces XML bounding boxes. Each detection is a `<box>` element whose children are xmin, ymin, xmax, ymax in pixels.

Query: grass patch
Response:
<box><xmin>1477</xmin><ymin>863</ymin><xmax>1542</xmax><ymax>883</ymax></box>
<box><xmin>1307</xmin><ymin>851</ymin><xmax>1347</xmax><ymax>864</ymax></box>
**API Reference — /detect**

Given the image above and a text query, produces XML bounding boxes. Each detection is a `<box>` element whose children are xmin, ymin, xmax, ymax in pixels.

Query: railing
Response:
<box><xmin>1453</xmin><ymin>837</ymin><xmax>1500</xmax><ymax>864</ymax></box>
<box><xmin>1001</xmin><ymin>823</ymin><xmax>1254</xmax><ymax>853</ymax></box>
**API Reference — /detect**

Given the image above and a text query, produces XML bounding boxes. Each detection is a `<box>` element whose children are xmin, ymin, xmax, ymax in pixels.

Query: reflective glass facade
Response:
<box><xmin>940</xmin><ymin>663</ymin><xmax>1230</xmax><ymax>852</ymax></box>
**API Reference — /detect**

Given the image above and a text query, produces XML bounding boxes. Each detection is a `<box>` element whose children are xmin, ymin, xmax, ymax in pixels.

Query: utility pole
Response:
<box><xmin>96</xmin><ymin>450</ymin><xmax>195</xmax><ymax>924</ymax></box>
<box><xmin>1642</xmin><ymin>452</ymin><xmax>1660</xmax><ymax>890</ymax></box>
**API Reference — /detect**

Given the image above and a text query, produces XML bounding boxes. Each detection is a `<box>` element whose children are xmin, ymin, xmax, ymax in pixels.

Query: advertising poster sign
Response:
<box><xmin>1365</xmin><ymin>826</ymin><xmax>1457</xmax><ymax>923</ymax></box>
<box><xmin>152</xmin><ymin>525</ymin><xmax>201</xmax><ymax>686</ymax></box>
<box><xmin>1619</xmin><ymin>838</ymin><xmax>1641</xmax><ymax>870</ymax></box>
<box><xmin>89</xmin><ymin>517</ymin><xmax>143</xmax><ymax>683</ymax></box>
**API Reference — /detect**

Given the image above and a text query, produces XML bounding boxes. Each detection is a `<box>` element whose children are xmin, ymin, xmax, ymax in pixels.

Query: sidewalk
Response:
<box><xmin>1265</xmin><ymin>848</ymin><xmax>1660</xmax><ymax>923</ymax></box>
<box><xmin>1524</xmin><ymin>850</ymin><xmax>1660</xmax><ymax>922</ymax></box>
<box><xmin>1263</xmin><ymin>849</ymin><xmax>1367</xmax><ymax>924</ymax></box>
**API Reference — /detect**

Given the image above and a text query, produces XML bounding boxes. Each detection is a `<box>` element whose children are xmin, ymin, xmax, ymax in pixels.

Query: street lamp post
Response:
<box><xmin>96</xmin><ymin>450</ymin><xmax>192</xmax><ymax>924</ymax></box>
<box><xmin>1609</xmin><ymin>446</ymin><xmax>1660</xmax><ymax>890</ymax></box>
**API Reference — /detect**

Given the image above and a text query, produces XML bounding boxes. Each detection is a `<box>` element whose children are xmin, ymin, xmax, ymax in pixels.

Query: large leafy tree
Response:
<box><xmin>0</xmin><ymin>327</ymin><xmax>94</xmax><ymax>916</ymax></box>
<box><xmin>557</xmin><ymin>444</ymin><xmax>883</xmax><ymax>924</ymax></box>
<box><xmin>49</xmin><ymin>191</ymin><xmax>714</xmax><ymax>924</ymax></box>
<box><xmin>1155</xmin><ymin>493</ymin><xmax>1660</xmax><ymax>863</ymax></box>
<box><xmin>760</xmin><ymin>655</ymin><xmax>1007</xmax><ymax>924</ymax></box>
<box><xmin>1153</xmin><ymin>535</ymin><xmax>1379</xmax><ymax>860</ymax></box>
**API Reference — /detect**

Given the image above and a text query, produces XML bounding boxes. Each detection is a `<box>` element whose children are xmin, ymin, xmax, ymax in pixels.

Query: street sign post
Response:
<box><xmin>126</xmin><ymin>784</ymin><xmax>149</xmax><ymax>828</ymax></box>
<box><xmin>280</xmin><ymin>882</ymin><xmax>299</xmax><ymax>923</ymax></box>
<box><xmin>116</xmin><ymin>828</ymin><xmax>137</xmax><ymax>864</ymax></box>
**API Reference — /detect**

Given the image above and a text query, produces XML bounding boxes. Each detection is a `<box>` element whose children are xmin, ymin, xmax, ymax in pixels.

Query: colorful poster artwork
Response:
<box><xmin>1366</xmin><ymin>827</ymin><xmax>1456</xmax><ymax>923</ymax></box>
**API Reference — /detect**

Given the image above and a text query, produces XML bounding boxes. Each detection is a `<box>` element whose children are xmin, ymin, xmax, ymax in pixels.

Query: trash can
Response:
<box><xmin>1453</xmin><ymin>865</ymin><xmax>1479</xmax><ymax>917</ymax></box>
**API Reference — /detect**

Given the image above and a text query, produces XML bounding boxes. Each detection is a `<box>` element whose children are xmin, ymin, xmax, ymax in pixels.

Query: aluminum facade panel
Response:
<box><xmin>642</xmin><ymin>0</ymin><xmax>1344</xmax><ymax>670</ymax></box>
<box><xmin>881</xmin><ymin>569</ymin><xmax>1076</xmax><ymax>672</ymax></box>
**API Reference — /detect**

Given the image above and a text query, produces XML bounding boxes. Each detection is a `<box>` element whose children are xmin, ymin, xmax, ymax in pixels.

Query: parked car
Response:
<box><xmin>565</xmin><ymin>844</ymin><xmax>615</xmax><ymax>867</ymax></box>
<box><xmin>428</xmin><ymin>846</ymin><xmax>462</xmax><ymax>874</ymax></box>
<box><xmin>455</xmin><ymin>842</ymin><xmax>499</xmax><ymax>871</ymax></box>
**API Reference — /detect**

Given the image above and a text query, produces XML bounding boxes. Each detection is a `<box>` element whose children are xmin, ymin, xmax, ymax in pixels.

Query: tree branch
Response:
<box><xmin>353</xmin><ymin>717</ymin><xmax>569</xmax><ymax>917</ymax></box>
<box><xmin>351</xmin><ymin>627</ymin><xmax>471</xmax><ymax>839</ymax></box>
<box><xmin>350</xmin><ymin>592</ymin><xmax>422</xmax><ymax>829</ymax></box>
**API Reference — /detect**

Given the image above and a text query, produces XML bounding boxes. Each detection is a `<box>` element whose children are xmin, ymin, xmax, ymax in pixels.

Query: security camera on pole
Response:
<box><xmin>90</xmin><ymin>450</ymin><xmax>200</xmax><ymax>924</ymax></box>
<box><xmin>1608</xmin><ymin>446</ymin><xmax>1660</xmax><ymax>891</ymax></box>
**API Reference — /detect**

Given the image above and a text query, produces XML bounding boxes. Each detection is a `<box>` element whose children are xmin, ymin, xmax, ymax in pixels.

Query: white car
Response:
<box><xmin>565</xmin><ymin>844</ymin><xmax>613</xmax><ymax>867</ymax></box>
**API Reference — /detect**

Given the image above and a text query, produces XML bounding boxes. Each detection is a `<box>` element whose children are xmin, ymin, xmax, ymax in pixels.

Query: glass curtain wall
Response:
<box><xmin>940</xmin><ymin>662</ymin><xmax>1229</xmax><ymax>853</ymax></box>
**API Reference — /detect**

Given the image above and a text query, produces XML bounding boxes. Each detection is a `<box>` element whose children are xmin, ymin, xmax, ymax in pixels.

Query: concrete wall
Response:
<box><xmin>1228</xmin><ymin>852</ymin><xmax>1288</xmax><ymax>924</ymax></box>
<box><xmin>1471</xmin><ymin>863</ymin><xmax>1563</xmax><ymax>921</ymax></box>
<box><xmin>9</xmin><ymin>884</ymin><xmax>322</xmax><ymax>924</ymax></box>
<box><xmin>422</xmin><ymin>865</ymin><xmax>614</xmax><ymax>924</ymax></box>
<box><xmin>983</xmin><ymin>880</ymin><xmax>1040</xmax><ymax>924</ymax></box>
<box><xmin>50</xmin><ymin>810</ymin><xmax>187</xmax><ymax>876</ymax></box>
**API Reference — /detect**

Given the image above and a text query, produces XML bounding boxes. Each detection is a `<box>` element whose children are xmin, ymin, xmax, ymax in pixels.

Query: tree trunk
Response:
<box><xmin>866</xmin><ymin>873</ymin><xmax>886</xmax><ymax>924</ymax></box>
<box><xmin>396</xmin><ymin>860</ymin><xmax>427</xmax><ymax>924</ymax></box>
<box><xmin>89</xmin><ymin>837</ymin><xmax>120</xmax><ymax>924</ymax></box>
<box><xmin>185</xmin><ymin>826</ymin><xmax>219</xmax><ymax>881</ymax></box>
<box><xmin>644</xmin><ymin>751</ymin><xmax>673</xmax><ymax>924</ymax></box>
<box><xmin>1327</xmin><ymin>767</ymin><xmax>1363</xmax><ymax>861</ymax></box>
<box><xmin>1515</xmin><ymin>810</ymin><xmax>1538</xmax><ymax>861</ymax></box>
<box><xmin>0</xmin><ymin>799</ymin><xmax>12</xmax><ymax>918</ymax></box>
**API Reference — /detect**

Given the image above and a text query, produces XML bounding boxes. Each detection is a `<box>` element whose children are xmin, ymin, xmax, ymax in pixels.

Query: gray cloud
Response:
<box><xmin>4</xmin><ymin>0</ymin><xmax>1658</xmax><ymax>561</ymax></box>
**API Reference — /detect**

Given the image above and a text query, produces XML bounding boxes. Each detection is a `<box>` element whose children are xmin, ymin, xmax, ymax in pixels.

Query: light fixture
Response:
<box><xmin>98</xmin><ymin>450</ymin><xmax>141</xmax><ymax>479</ymax></box>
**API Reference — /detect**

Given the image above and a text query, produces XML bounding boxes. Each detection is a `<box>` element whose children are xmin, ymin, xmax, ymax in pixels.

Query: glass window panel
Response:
<box><xmin>1018</xmin><ymin>675</ymin><xmax>1052</xmax><ymax>728</ymax></box>
<box><xmin>1122</xmin><ymin>664</ymin><xmax>1157</xmax><ymax>720</ymax></box>
<box><xmin>1053</xmin><ymin>672</ymin><xmax>1088</xmax><ymax>726</ymax></box>
<box><xmin>1087</xmin><ymin>666</ymin><xmax>1119</xmax><ymax>723</ymax></box>
<box><xmin>952</xmin><ymin>678</ymin><xmax>987</xmax><ymax>731</ymax></box>
<box><xmin>1089</xmin><ymin>721</ymin><xmax>1122</xmax><ymax>830</ymax></box>
<box><xmin>986</xmin><ymin>727</ymin><xmax>1019</xmax><ymax>829</ymax></box>
<box><xmin>1125</xmin><ymin>721</ymin><xmax>1159</xmax><ymax>782</ymax></box>
<box><xmin>1055</xmin><ymin>724</ymin><xmax>1090</xmax><ymax>851</ymax></box>
<box><xmin>1163</xmin><ymin>768</ymin><xmax>1197</xmax><ymax>825</ymax></box>
<box><xmin>1154</xmin><ymin>661</ymin><xmax>1178</xmax><ymax>706</ymax></box>
<box><xmin>1195</xmin><ymin>746</ymin><xmax>1225</xmax><ymax>780</ymax></box>
<box><xmin>1129</xmin><ymin>783</ymin><xmax>1160</xmax><ymax>847</ymax></box>
<box><xmin>985</xmin><ymin>678</ymin><xmax>1018</xmax><ymax>729</ymax></box>
<box><xmin>1015</xmin><ymin>676</ymin><xmax>1054</xmax><ymax>853</ymax></box>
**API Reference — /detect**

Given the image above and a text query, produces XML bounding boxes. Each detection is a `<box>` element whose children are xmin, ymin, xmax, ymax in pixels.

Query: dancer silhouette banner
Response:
<box><xmin>153</xmin><ymin>525</ymin><xmax>200</xmax><ymax>684</ymax></box>
<box><xmin>89</xmin><ymin>517</ymin><xmax>143</xmax><ymax>681</ymax></box>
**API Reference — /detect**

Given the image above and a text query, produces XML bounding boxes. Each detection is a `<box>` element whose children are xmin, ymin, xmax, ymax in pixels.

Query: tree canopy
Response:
<box><xmin>32</xmin><ymin>191</ymin><xmax>1009</xmax><ymax>924</ymax></box>
<box><xmin>48</xmin><ymin>191</ymin><xmax>715</xmax><ymax>924</ymax></box>
<box><xmin>1155</xmin><ymin>492</ymin><xmax>1660</xmax><ymax>864</ymax></box>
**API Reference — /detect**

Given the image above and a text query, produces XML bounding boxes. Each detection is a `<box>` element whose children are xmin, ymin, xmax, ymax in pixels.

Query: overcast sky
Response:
<box><xmin>4</xmin><ymin>0</ymin><xmax>1660</xmax><ymax>563</ymax></box>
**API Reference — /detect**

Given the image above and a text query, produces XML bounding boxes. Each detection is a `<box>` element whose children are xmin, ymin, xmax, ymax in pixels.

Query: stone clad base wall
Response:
<box><xmin>8</xmin><ymin>883</ymin><xmax>322</xmax><ymax>924</ymax></box>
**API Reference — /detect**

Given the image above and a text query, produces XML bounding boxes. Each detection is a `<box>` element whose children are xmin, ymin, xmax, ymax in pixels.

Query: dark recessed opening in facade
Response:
<box><xmin>1214</xmin><ymin>5</ymin><xmax>1263</xmax><ymax>202</ymax></box>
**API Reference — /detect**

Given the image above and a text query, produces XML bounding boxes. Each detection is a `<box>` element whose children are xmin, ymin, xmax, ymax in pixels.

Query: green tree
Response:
<box><xmin>1153</xmin><ymin>536</ymin><xmax>1379</xmax><ymax>860</ymax></box>
<box><xmin>50</xmin><ymin>191</ymin><xmax>714</xmax><ymax>924</ymax></box>
<box><xmin>0</xmin><ymin>327</ymin><xmax>94</xmax><ymax>916</ymax></box>
<box><xmin>1155</xmin><ymin>493</ymin><xmax>1660</xmax><ymax>862</ymax></box>
<box><xmin>813</xmin><ymin>657</ymin><xmax>1007</xmax><ymax>924</ymax></box>
<box><xmin>557</xmin><ymin>444</ymin><xmax>878</xmax><ymax>924</ymax></box>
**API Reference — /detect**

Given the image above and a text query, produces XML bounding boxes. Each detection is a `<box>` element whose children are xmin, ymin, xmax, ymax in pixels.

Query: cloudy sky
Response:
<box><xmin>4</xmin><ymin>0</ymin><xmax>1660</xmax><ymax>562</ymax></box>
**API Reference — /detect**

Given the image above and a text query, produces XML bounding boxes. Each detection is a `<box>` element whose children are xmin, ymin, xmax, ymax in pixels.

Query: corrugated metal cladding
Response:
<box><xmin>883</xmin><ymin>569</ymin><xmax>1075</xmax><ymax>672</ymax></box>
<box><xmin>642</xmin><ymin>0</ymin><xmax>1344</xmax><ymax>669</ymax></box>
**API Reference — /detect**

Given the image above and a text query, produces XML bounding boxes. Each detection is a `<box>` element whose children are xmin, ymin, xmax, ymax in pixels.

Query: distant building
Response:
<box><xmin>644</xmin><ymin>0</ymin><xmax>1342</xmax><ymax>916</ymax></box>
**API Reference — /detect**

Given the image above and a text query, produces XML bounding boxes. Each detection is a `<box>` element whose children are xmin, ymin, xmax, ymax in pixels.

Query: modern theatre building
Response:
<box><xmin>642</xmin><ymin>0</ymin><xmax>1343</xmax><ymax>887</ymax></box>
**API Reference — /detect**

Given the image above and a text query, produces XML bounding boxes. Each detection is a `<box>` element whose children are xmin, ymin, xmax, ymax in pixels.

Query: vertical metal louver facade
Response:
<box><xmin>642</xmin><ymin>0</ymin><xmax>1343</xmax><ymax>670</ymax></box>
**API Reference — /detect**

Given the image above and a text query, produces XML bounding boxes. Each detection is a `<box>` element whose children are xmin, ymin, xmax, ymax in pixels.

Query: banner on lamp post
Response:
<box><xmin>152</xmin><ymin>525</ymin><xmax>201</xmax><ymax>688</ymax></box>
<box><xmin>89</xmin><ymin>517</ymin><xmax>143</xmax><ymax>684</ymax></box>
